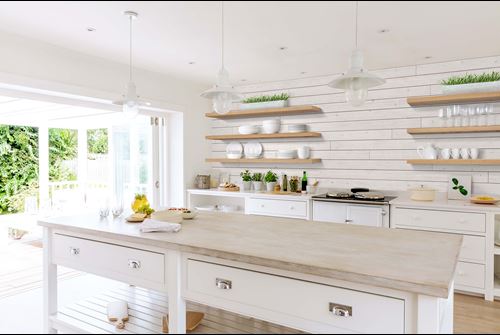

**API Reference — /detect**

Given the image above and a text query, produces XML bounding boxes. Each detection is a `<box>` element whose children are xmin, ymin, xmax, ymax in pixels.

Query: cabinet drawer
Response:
<box><xmin>455</xmin><ymin>262</ymin><xmax>485</xmax><ymax>289</ymax></box>
<box><xmin>53</xmin><ymin>234</ymin><xmax>165</xmax><ymax>286</ymax></box>
<box><xmin>186</xmin><ymin>259</ymin><xmax>405</xmax><ymax>334</ymax></box>
<box><xmin>393</xmin><ymin>208</ymin><xmax>485</xmax><ymax>234</ymax></box>
<box><xmin>248</xmin><ymin>198</ymin><xmax>307</xmax><ymax>219</ymax></box>
<box><xmin>460</xmin><ymin>235</ymin><xmax>485</xmax><ymax>263</ymax></box>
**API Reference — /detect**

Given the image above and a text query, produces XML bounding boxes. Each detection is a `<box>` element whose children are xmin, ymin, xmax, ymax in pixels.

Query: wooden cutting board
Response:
<box><xmin>107</xmin><ymin>301</ymin><xmax>129</xmax><ymax>329</ymax></box>
<box><xmin>162</xmin><ymin>311</ymin><xmax>205</xmax><ymax>333</ymax></box>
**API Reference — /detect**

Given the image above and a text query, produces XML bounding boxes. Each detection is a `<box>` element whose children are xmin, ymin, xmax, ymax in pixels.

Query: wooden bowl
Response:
<box><xmin>470</xmin><ymin>195</ymin><xmax>499</xmax><ymax>205</ymax></box>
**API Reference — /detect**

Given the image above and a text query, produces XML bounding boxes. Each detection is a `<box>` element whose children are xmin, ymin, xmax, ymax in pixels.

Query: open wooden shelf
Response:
<box><xmin>407</xmin><ymin>159</ymin><xmax>500</xmax><ymax>165</ymax></box>
<box><xmin>205</xmin><ymin>105</ymin><xmax>322</xmax><ymax>119</ymax></box>
<box><xmin>407</xmin><ymin>91</ymin><xmax>500</xmax><ymax>107</ymax></box>
<box><xmin>407</xmin><ymin>125</ymin><xmax>500</xmax><ymax>135</ymax></box>
<box><xmin>206</xmin><ymin>158</ymin><xmax>322</xmax><ymax>164</ymax></box>
<box><xmin>206</xmin><ymin>131</ymin><xmax>321</xmax><ymax>141</ymax></box>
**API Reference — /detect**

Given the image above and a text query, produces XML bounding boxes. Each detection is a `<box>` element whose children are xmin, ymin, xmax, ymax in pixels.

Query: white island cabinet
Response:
<box><xmin>39</xmin><ymin>212</ymin><xmax>461</xmax><ymax>334</ymax></box>
<box><xmin>390</xmin><ymin>195</ymin><xmax>500</xmax><ymax>301</ymax></box>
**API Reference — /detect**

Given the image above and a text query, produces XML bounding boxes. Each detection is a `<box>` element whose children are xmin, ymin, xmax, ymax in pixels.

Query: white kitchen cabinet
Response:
<box><xmin>312</xmin><ymin>201</ymin><xmax>389</xmax><ymax>228</ymax></box>
<box><xmin>247</xmin><ymin>197</ymin><xmax>308</xmax><ymax>219</ymax></box>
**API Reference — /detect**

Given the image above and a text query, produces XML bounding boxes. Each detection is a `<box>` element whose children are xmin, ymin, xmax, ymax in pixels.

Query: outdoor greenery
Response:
<box><xmin>242</xmin><ymin>93</ymin><xmax>289</xmax><ymax>104</ymax></box>
<box><xmin>49</xmin><ymin>128</ymin><xmax>78</xmax><ymax>182</ymax></box>
<box><xmin>442</xmin><ymin>71</ymin><xmax>500</xmax><ymax>85</ymax></box>
<box><xmin>87</xmin><ymin>129</ymin><xmax>108</xmax><ymax>156</ymax></box>
<box><xmin>0</xmin><ymin>126</ymin><xmax>39</xmax><ymax>214</ymax></box>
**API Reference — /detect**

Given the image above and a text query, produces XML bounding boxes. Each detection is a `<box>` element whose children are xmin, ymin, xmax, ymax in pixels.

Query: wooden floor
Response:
<box><xmin>0</xmin><ymin>236</ymin><xmax>80</xmax><ymax>299</ymax></box>
<box><xmin>455</xmin><ymin>293</ymin><xmax>500</xmax><ymax>334</ymax></box>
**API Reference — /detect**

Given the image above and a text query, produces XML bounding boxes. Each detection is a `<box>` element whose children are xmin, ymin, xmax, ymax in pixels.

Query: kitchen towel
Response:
<box><xmin>140</xmin><ymin>219</ymin><xmax>181</xmax><ymax>233</ymax></box>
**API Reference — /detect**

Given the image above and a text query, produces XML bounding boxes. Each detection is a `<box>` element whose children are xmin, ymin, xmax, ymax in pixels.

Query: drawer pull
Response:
<box><xmin>69</xmin><ymin>247</ymin><xmax>80</xmax><ymax>256</ymax></box>
<box><xmin>128</xmin><ymin>260</ymin><xmax>141</xmax><ymax>269</ymax></box>
<box><xmin>329</xmin><ymin>302</ymin><xmax>352</xmax><ymax>317</ymax></box>
<box><xmin>216</xmin><ymin>278</ymin><xmax>232</xmax><ymax>290</ymax></box>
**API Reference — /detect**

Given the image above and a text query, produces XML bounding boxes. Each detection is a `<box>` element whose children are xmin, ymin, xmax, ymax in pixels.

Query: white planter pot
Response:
<box><xmin>265</xmin><ymin>182</ymin><xmax>277</xmax><ymax>192</ymax></box>
<box><xmin>240</xmin><ymin>100</ymin><xmax>288</xmax><ymax>110</ymax></box>
<box><xmin>442</xmin><ymin>81</ymin><xmax>500</xmax><ymax>95</ymax></box>
<box><xmin>242</xmin><ymin>181</ymin><xmax>252</xmax><ymax>191</ymax></box>
<box><xmin>252</xmin><ymin>181</ymin><xmax>263</xmax><ymax>192</ymax></box>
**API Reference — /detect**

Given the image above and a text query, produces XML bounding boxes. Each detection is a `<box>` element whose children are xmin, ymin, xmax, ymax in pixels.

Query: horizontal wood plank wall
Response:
<box><xmin>207</xmin><ymin>56</ymin><xmax>500</xmax><ymax>194</ymax></box>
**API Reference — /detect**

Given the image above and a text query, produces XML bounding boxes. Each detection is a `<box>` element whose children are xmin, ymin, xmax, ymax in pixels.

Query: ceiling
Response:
<box><xmin>0</xmin><ymin>1</ymin><xmax>500</xmax><ymax>85</ymax></box>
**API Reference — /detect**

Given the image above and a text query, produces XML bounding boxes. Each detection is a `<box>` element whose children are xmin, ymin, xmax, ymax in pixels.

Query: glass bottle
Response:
<box><xmin>282</xmin><ymin>174</ymin><xmax>288</xmax><ymax>192</ymax></box>
<box><xmin>301</xmin><ymin>171</ymin><xmax>308</xmax><ymax>192</ymax></box>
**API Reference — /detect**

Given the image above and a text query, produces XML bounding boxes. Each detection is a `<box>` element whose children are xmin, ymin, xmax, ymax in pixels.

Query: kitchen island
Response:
<box><xmin>39</xmin><ymin>212</ymin><xmax>462</xmax><ymax>334</ymax></box>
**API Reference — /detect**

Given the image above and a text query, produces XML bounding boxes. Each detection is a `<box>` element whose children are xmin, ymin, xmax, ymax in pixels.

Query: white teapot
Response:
<box><xmin>417</xmin><ymin>143</ymin><xmax>438</xmax><ymax>159</ymax></box>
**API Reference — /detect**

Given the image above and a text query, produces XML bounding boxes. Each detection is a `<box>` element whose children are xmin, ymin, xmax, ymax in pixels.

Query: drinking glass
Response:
<box><xmin>467</xmin><ymin>106</ymin><xmax>477</xmax><ymax>126</ymax></box>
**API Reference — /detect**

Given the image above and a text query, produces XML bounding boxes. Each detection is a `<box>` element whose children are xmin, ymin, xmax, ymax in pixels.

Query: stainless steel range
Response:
<box><xmin>312</xmin><ymin>189</ymin><xmax>396</xmax><ymax>228</ymax></box>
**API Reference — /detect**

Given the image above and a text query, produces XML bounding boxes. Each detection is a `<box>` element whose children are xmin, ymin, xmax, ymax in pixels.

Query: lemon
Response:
<box><xmin>131</xmin><ymin>194</ymin><xmax>150</xmax><ymax>213</ymax></box>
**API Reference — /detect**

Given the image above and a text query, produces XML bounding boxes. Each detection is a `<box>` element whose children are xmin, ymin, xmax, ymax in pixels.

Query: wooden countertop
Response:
<box><xmin>39</xmin><ymin>212</ymin><xmax>462</xmax><ymax>298</ymax></box>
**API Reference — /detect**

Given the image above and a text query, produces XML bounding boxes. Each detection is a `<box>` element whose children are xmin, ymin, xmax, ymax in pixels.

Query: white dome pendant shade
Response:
<box><xmin>328</xmin><ymin>1</ymin><xmax>385</xmax><ymax>107</ymax></box>
<box><xmin>201</xmin><ymin>1</ymin><xmax>241</xmax><ymax>114</ymax></box>
<box><xmin>112</xmin><ymin>11</ymin><xmax>150</xmax><ymax>118</ymax></box>
<box><xmin>328</xmin><ymin>49</ymin><xmax>385</xmax><ymax>106</ymax></box>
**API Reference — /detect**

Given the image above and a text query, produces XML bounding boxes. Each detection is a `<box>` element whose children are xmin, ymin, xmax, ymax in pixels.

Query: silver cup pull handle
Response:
<box><xmin>216</xmin><ymin>278</ymin><xmax>232</xmax><ymax>290</ymax></box>
<box><xmin>128</xmin><ymin>260</ymin><xmax>141</xmax><ymax>269</ymax></box>
<box><xmin>69</xmin><ymin>247</ymin><xmax>80</xmax><ymax>256</ymax></box>
<box><xmin>329</xmin><ymin>303</ymin><xmax>352</xmax><ymax>317</ymax></box>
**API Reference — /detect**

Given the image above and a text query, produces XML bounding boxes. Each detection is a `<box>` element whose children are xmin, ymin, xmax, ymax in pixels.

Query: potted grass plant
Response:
<box><xmin>240</xmin><ymin>93</ymin><xmax>289</xmax><ymax>110</ymax></box>
<box><xmin>240</xmin><ymin>169</ymin><xmax>252</xmax><ymax>191</ymax></box>
<box><xmin>251</xmin><ymin>172</ymin><xmax>264</xmax><ymax>191</ymax></box>
<box><xmin>264</xmin><ymin>170</ymin><xmax>278</xmax><ymax>192</ymax></box>
<box><xmin>442</xmin><ymin>71</ymin><xmax>500</xmax><ymax>94</ymax></box>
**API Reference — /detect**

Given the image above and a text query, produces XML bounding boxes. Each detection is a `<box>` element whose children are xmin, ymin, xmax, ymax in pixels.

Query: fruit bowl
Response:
<box><xmin>167</xmin><ymin>208</ymin><xmax>198</xmax><ymax>219</ymax></box>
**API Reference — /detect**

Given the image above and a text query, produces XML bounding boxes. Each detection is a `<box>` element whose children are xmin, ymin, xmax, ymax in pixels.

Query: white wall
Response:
<box><xmin>0</xmin><ymin>30</ymin><xmax>211</xmax><ymax>205</ymax></box>
<box><xmin>208</xmin><ymin>56</ymin><xmax>500</xmax><ymax>195</ymax></box>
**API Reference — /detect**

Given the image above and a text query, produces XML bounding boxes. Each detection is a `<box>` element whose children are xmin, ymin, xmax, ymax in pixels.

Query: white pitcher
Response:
<box><xmin>417</xmin><ymin>144</ymin><xmax>438</xmax><ymax>159</ymax></box>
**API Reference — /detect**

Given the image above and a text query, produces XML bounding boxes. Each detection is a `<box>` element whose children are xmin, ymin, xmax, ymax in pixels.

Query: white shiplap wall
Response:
<box><xmin>208</xmin><ymin>56</ymin><xmax>500</xmax><ymax>194</ymax></box>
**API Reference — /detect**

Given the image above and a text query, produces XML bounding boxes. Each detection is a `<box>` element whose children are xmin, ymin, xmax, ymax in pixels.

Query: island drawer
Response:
<box><xmin>392</xmin><ymin>208</ymin><xmax>485</xmax><ymax>234</ymax></box>
<box><xmin>459</xmin><ymin>235</ymin><xmax>485</xmax><ymax>263</ymax></box>
<box><xmin>53</xmin><ymin>234</ymin><xmax>165</xmax><ymax>287</ymax></box>
<box><xmin>455</xmin><ymin>261</ymin><xmax>485</xmax><ymax>289</ymax></box>
<box><xmin>186</xmin><ymin>259</ymin><xmax>405</xmax><ymax>333</ymax></box>
<box><xmin>247</xmin><ymin>198</ymin><xmax>307</xmax><ymax>219</ymax></box>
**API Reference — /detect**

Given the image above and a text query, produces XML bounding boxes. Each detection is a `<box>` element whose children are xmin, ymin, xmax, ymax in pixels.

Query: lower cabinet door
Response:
<box><xmin>455</xmin><ymin>261</ymin><xmax>485</xmax><ymax>290</ymax></box>
<box><xmin>312</xmin><ymin>201</ymin><xmax>347</xmax><ymax>223</ymax></box>
<box><xmin>347</xmin><ymin>205</ymin><xmax>384</xmax><ymax>228</ymax></box>
<box><xmin>186</xmin><ymin>259</ymin><xmax>405</xmax><ymax>333</ymax></box>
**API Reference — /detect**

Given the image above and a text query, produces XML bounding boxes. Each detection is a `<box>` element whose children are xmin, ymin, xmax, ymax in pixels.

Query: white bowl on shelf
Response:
<box><xmin>276</xmin><ymin>149</ymin><xmax>297</xmax><ymax>159</ymax></box>
<box><xmin>262</xmin><ymin>119</ymin><xmax>281</xmax><ymax>134</ymax></box>
<box><xmin>226</xmin><ymin>152</ymin><xmax>242</xmax><ymax>159</ymax></box>
<box><xmin>238</xmin><ymin>125</ymin><xmax>260</xmax><ymax>135</ymax></box>
<box><xmin>287</xmin><ymin>124</ymin><xmax>307</xmax><ymax>133</ymax></box>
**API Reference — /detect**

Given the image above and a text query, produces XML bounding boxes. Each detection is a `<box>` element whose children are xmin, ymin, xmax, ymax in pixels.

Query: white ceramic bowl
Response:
<box><xmin>168</xmin><ymin>209</ymin><xmax>198</xmax><ymax>219</ymax></box>
<box><xmin>150</xmin><ymin>210</ymin><xmax>183</xmax><ymax>223</ymax></box>
<box><xmin>277</xmin><ymin>149</ymin><xmax>297</xmax><ymax>159</ymax></box>
<box><xmin>262</xmin><ymin>123</ymin><xmax>281</xmax><ymax>134</ymax></box>
<box><xmin>238</xmin><ymin>125</ymin><xmax>260</xmax><ymax>135</ymax></box>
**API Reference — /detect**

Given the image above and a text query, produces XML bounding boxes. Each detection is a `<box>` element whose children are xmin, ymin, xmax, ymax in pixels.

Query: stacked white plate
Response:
<box><xmin>287</xmin><ymin>124</ymin><xmax>307</xmax><ymax>133</ymax></box>
<box><xmin>238</xmin><ymin>125</ymin><xmax>261</xmax><ymax>135</ymax></box>
<box><xmin>244</xmin><ymin>142</ymin><xmax>263</xmax><ymax>159</ymax></box>
<box><xmin>277</xmin><ymin>149</ymin><xmax>297</xmax><ymax>159</ymax></box>
<box><xmin>226</xmin><ymin>142</ymin><xmax>243</xmax><ymax>159</ymax></box>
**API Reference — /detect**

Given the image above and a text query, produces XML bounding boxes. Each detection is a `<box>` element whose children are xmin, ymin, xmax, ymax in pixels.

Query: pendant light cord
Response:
<box><xmin>221</xmin><ymin>1</ymin><xmax>225</xmax><ymax>69</ymax></box>
<box><xmin>355</xmin><ymin>0</ymin><xmax>359</xmax><ymax>49</ymax></box>
<box><xmin>129</xmin><ymin>14</ymin><xmax>133</xmax><ymax>82</ymax></box>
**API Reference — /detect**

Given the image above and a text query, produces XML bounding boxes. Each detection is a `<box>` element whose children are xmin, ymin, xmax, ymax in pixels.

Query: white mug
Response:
<box><xmin>440</xmin><ymin>148</ymin><xmax>451</xmax><ymax>160</ymax></box>
<box><xmin>460</xmin><ymin>148</ymin><xmax>470</xmax><ymax>159</ymax></box>
<box><xmin>470</xmin><ymin>148</ymin><xmax>479</xmax><ymax>159</ymax></box>
<box><xmin>451</xmin><ymin>148</ymin><xmax>461</xmax><ymax>159</ymax></box>
<box><xmin>297</xmin><ymin>146</ymin><xmax>311</xmax><ymax>159</ymax></box>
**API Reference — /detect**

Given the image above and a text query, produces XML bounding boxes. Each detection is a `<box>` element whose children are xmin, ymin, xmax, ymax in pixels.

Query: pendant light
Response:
<box><xmin>201</xmin><ymin>1</ymin><xmax>241</xmax><ymax>114</ymax></box>
<box><xmin>113</xmin><ymin>11</ymin><xmax>149</xmax><ymax>117</ymax></box>
<box><xmin>328</xmin><ymin>1</ymin><xmax>385</xmax><ymax>107</ymax></box>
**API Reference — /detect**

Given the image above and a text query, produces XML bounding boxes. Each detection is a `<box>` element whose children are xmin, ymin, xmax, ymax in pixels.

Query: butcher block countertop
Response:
<box><xmin>39</xmin><ymin>212</ymin><xmax>462</xmax><ymax>298</ymax></box>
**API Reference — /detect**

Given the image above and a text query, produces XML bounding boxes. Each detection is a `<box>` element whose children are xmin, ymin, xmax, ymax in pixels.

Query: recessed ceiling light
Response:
<box><xmin>279</xmin><ymin>46</ymin><xmax>287</xmax><ymax>51</ymax></box>
<box><xmin>300</xmin><ymin>71</ymin><xmax>307</xmax><ymax>75</ymax></box>
<box><xmin>188</xmin><ymin>61</ymin><xmax>196</xmax><ymax>65</ymax></box>
<box><xmin>378</xmin><ymin>29</ymin><xmax>389</xmax><ymax>34</ymax></box>
<box><xmin>240</xmin><ymin>79</ymin><xmax>247</xmax><ymax>82</ymax></box>
<box><xmin>424</xmin><ymin>56</ymin><xmax>433</xmax><ymax>59</ymax></box>
<box><xmin>87</xmin><ymin>27</ymin><xmax>96</xmax><ymax>32</ymax></box>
